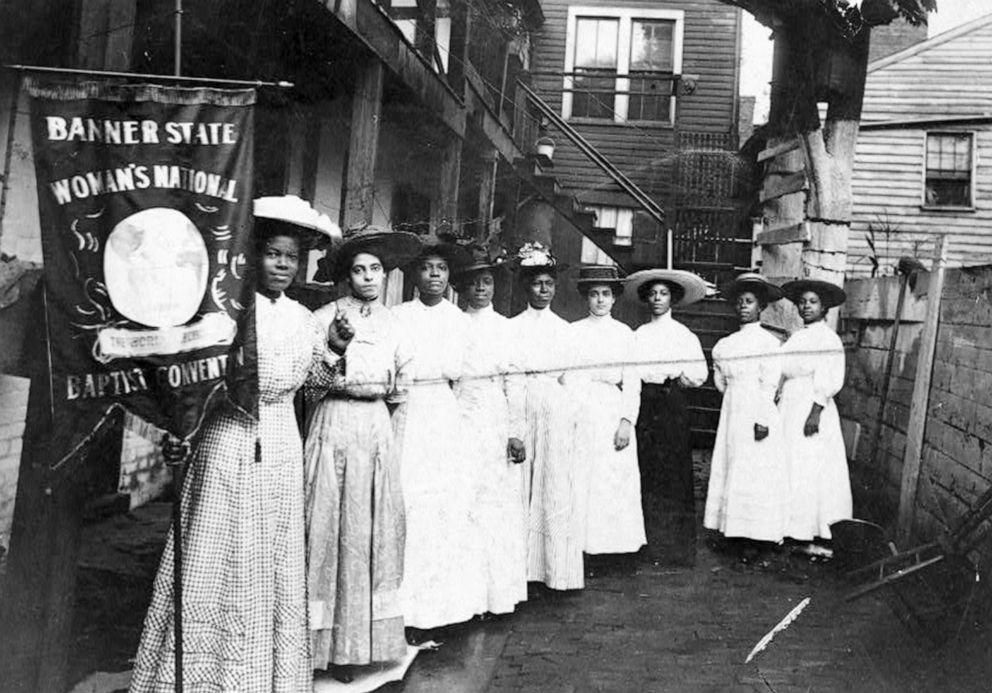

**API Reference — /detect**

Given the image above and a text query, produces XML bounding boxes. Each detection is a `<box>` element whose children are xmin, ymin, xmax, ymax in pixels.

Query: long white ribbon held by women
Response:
<box><xmin>744</xmin><ymin>596</ymin><xmax>811</xmax><ymax>664</ymax></box>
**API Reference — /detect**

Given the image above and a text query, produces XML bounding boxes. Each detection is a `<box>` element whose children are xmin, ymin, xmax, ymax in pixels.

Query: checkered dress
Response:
<box><xmin>130</xmin><ymin>294</ymin><xmax>340</xmax><ymax>693</ymax></box>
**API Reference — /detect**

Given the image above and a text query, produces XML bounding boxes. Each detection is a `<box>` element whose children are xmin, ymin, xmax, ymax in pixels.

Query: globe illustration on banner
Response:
<box><xmin>104</xmin><ymin>208</ymin><xmax>209</xmax><ymax>328</ymax></box>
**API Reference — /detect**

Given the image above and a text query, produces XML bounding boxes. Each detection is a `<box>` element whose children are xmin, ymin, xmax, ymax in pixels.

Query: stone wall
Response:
<box><xmin>839</xmin><ymin>265</ymin><xmax>992</xmax><ymax>569</ymax></box>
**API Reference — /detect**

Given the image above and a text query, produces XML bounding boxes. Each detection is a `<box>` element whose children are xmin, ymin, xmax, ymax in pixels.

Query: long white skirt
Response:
<box><xmin>779</xmin><ymin>375</ymin><xmax>852</xmax><ymax>541</ymax></box>
<box><xmin>704</xmin><ymin>378</ymin><xmax>788</xmax><ymax>542</ymax></box>
<box><xmin>457</xmin><ymin>379</ymin><xmax>527</xmax><ymax>614</ymax></box>
<box><xmin>578</xmin><ymin>381</ymin><xmax>646</xmax><ymax>554</ymax></box>
<box><xmin>524</xmin><ymin>377</ymin><xmax>586</xmax><ymax>590</ymax></box>
<box><xmin>393</xmin><ymin>382</ymin><xmax>486</xmax><ymax>628</ymax></box>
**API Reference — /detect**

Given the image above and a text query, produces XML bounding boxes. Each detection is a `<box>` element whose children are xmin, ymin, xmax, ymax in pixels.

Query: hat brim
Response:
<box><xmin>721</xmin><ymin>277</ymin><xmax>784</xmax><ymax>303</ymax></box>
<box><xmin>452</xmin><ymin>262</ymin><xmax>508</xmax><ymax>286</ymax></box>
<box><xmin>411</xmin><ymin>241</ymin><xmax>473</xmax><ymax>274</ymax></box>
<box><xmin>781</xmin><ymin>279</ymin><xmax>847</xmax><ymax>309</ymax></box>
<box><xmin>624</xmin><ymin>269</ymin><xmax>708</xmax><ymax>306</ymax></box>
<box><xmin>255</xmin><ymin>217</ymin><xmax>331</xmax><ymax>250</ymax></box>
<box><xmin>575</xmin><ymin>279</ymin><xmax>626</xmax><ymax>295</ymax></box>
<box><xmin>332</xmin><ymin>231</ymin><xmax>423</xmax><ymax>281</ymax></box>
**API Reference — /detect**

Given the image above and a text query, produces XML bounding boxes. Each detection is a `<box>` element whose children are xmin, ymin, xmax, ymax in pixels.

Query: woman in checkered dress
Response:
<box><xmin>130</xmin><ymin>197</ymin><xmax>344</xmax><ymax>693</ymax></box>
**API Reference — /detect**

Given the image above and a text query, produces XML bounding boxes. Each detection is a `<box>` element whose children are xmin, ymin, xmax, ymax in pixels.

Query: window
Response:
<box><xmin>589</xmin><ymin>205</ymin><xmax>634</xmax><ymax>246</ymax></box>
<box><xmin>924</xmin><ymin>133</ymin><xmax>973</xmax><ymax>208</ymax></box>
<box><xmin>563</xmin><ymin>7</ymin><xmax>683</xmax><ymax>124</ymax></box>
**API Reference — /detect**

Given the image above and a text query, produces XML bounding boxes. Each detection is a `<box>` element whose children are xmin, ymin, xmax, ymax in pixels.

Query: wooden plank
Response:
<box><xmin>476</xmin><ymin>149</ymin><xmax>497</xmax><ymax>242</ymax></box>
<box><xmin>898</xmin><ymin>236</ymin><xmax>949</xmax><ymax>541</ymax></box>
<box><xmin>757</xmin><ymin>137</ymin><xmax>800</xmax><ymax>163</ymax></box>
<box><xmin>755</xmin><ymin>221</ymin><xmax>810</xmax><ymax>246</ymax></box>
<box><xmin>759</xmin><ymin>171</ymin><xmax>807</xmax><ymax>203</ymax></box>
<box><xmin>343</xmin><ymin>60</ymin><xmax>384</xmax><ymax>228</ymax></box>
<box><xmin>431</xmin><ymin>137</ymin><xmax>461</xmax><ymax>232</ymax></box>
<box><xmin>844</xmin><ymin>275</ymin><xmax>928</xmax><ymax>322</ymax></box>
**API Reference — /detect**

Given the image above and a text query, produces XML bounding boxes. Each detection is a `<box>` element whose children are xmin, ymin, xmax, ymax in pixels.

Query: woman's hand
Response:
<box><xmin>161</xmin><ymin>435</ymin><xmax>190</xmax><ymax>464</ymax></box>
<box><xmin>803</xmin><ymin>403</ymin><xmax>824</xmax><ymax>437</ymax></box>
<box><xmin>753</xmin><ymin>423</ymin><xmax>769</xmax><ymax>442</ymax></box>
<box><xmin>614</xmin><ymin>419</ymin><xmax>632</xmax><ymax>451</ymax></box>
<box><xmin>507</xmin><ymin>437</ymin><xmax>526</xmax><ymax>464</ymax></box>
<box><xmin>327</xmin><ymin>309</ymin><xmax>355</xmax><ymax>355</ymax></box>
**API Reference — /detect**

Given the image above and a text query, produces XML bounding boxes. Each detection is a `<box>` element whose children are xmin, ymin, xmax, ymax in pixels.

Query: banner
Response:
<box><xmin>25</xmin><ymin>79</ymin><xmax>258</xmax><ymax>467</ymax></box>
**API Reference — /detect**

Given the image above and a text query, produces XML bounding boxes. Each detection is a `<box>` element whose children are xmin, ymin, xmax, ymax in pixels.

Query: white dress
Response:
<box><xmin>568</xmin><ymin>314</ymin><xmax>646</xmax><ymax>554</ymax></box>
<box><xmin>392</xmin><ymin>298</ymin><xmax>486</xmax><ymax>628</ymax></box>
<box><xmin>511</xmin><ymin>305</ymin><xmax>585</xmax><ymax>590</ymax></box>
<box><xmin>779</xmin><ymin>320</ymin><xmax>852</xmax><ymax>541</ymax></box>
<box><xmin>705</xmin><ymin>322</ymin><xmax>788</xmax><ymax>542</ymax></box>
<box><xmin>455</xmin><ymin>303</ymin><xmax>528</xmax><ymax>614</ymax></box>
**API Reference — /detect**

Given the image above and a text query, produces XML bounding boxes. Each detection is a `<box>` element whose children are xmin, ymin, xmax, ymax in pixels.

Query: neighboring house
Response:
<box><xmin>847</xmin><ymin>13</ymin><xmax>992</xmax><ymax>277</ymax></box>
<box><xmin>528</xmin><ymin>0</ymin><xmax>748</xmax><ymax>288</ymax></box>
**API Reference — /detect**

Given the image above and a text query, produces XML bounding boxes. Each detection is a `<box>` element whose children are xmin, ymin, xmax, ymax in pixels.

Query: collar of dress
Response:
<box><xmin>467</xmin><ymin>303</ymin><xmax>495</xmax><ymax>316</ymax></box>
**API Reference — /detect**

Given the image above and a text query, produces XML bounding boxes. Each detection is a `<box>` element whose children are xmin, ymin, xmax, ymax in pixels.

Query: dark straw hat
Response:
<box><xmin>781</xmin><ymin>278</ymin><xmax>847</xmax><ymax>309</ymax></box>
<box><xmin>721</xmin><ymin>272</ymin><xmax>784</xmax><ymax>304</ymax></box>
<box><xmin>412</xmin><ymin>234</ymin><xmax>473</xmax><ymax>275</ymax></box>
<box><xmin>331</xmin><ymin>223</ymin><xmax>422</xmax><ymax>282</ymax></box>
<box><xmin>575</xmin><ymin>264</ymin><xmax>625</xmax><ymax>295</ymax></box>
<box><xmin>452</xmin><ymin>243</ymin><xmax>509</xmax><ymax>288</ymax></box>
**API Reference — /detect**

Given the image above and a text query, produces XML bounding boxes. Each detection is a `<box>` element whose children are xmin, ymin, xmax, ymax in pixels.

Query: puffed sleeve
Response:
<box><xmin>620</xmin><ymin>330</ymin><xmax>641</xmax><ymax>424</ymax></box>
<box><xmin>711</xmin><ymin>339</ymin><xmax>728</xmax><ymax>394</ymax></box>
<box><xmin>811</xmin><ymin>330</ymin><xmax>845</xmax><ymax>406</ymax></box>
<box><xmin>387</xmin><ymin>309</ymin><xmax>413</xmax><ymax>406</ymax></box>
<box><xmin>677</xmin><ymin>328</ymin><xmax>708</xmax><ymax>388</ymax></box>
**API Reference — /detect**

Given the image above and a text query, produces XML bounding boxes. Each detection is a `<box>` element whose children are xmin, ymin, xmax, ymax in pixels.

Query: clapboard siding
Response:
<box><xmin>849</xmin><ymin>15</ymin><xmax>992</xmax><ymax>276</ymax></box>
<box><xmin>848</xmin><ymin>126</ymin><xmax>992</xmax><ymax>276</ymax></box>
<box><xmin>861</xmin><ymin>16</ymin><xmax>992</xmax><ymax>122</ymax></box>
<box><xmin>530</xmin><ymin>0</ymin><xmax>740</xmax><ymax>201</ymax></box>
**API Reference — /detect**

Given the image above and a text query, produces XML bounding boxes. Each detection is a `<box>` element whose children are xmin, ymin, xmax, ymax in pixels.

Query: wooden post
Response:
<box><xmin>898</xmin><ymin>236</ymin><xmax>948</xmax><ymax>541</ymax></box>
<box><xmin>447</xmin><ymin>0</ymin><xmax>471</xmax><ymax>95</ymax></box>
<box><xmin>343</xmin><ymin>60</ymin><xmax>384</xmax><ymax>228</ymax></box>
<box><xmin>476</xmin><ymin>149</ymin><xmax>497</xmax><ymax>241</ymax></box>
<box><xmin>432</xmin><ymin>137</ymin><xmax>461</xmax><ymax>234</ymax></box>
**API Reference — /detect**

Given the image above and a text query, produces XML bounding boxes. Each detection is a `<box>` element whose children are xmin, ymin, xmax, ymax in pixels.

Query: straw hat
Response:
<box><xmin>575</xmin><ymin>264</ymin><xmax>625</xmax><ymax>295</ymax></box>
<box><xmin>624</xmin><ymin>268</ymin><xmax>708</xmax><ymax>306</ymax></box>
<box><xmin>253</xmin><ymin>195</ymin><xmax>341</xmax><ymax>249</ymax></box>
<box><xmin>411</xmin><ymin>234</ymin><xmax>473</xmax><ymax>275</ymax></box>
<box><xmin>451</xmin><ymin>243</ymin><xmax>509</xmax><ymax>288</ymax></box>
<box><xmin>330</xmin><ymin>223</ymin><xmax>422</xmax><ymax>282</ymax></box>
<box><xmin>721</xmin><ymin>272</ymin><xmax>784</xmax><ymax>304</ymax></box>
<box><xmin>781</xmin><ymin>278</ymin><xmax>847</xmax><ymax>309</ymax></box>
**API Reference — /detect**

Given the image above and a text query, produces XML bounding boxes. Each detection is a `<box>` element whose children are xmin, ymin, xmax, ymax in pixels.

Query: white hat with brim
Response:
<box><xmin>625</xmin><ymin>269</ymin><xmax>708</xmax><ymax>306</ymax></box>
<box><xmin>253</xmin><ymin>195</ymin><xmax>341</xmax><ymax>249</ymax></box>
<box><xmin>721</xmin><ymin>272</ymin><xmax>784</xmax><ymax>303</ymax></box>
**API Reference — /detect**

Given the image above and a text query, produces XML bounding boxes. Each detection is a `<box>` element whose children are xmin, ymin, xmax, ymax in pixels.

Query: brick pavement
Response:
<box><xmin>45</xmin><ymin>456</ymin><xmax>992</xmax><ymax>692</ymax></box>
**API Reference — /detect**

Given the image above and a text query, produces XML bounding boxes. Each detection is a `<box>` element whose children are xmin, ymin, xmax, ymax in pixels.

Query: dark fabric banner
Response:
<box><xmin>25</xmin><ymin>79</ymin><xmax>258</xmax><ymax>467</ymax></box>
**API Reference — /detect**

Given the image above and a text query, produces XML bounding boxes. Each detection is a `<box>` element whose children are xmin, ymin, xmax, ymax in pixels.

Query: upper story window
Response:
<box><xmin>563</xmin><ymin>7</ymin><xmax>684</xmax><ymax>125</ymax></box>
<box><xmin>924</xmin><ymin>132</ymin><xmax>974</xmax><ymax>208</ymax></box>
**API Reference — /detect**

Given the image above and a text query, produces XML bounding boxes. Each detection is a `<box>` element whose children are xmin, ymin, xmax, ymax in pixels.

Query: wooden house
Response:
<box><xmin>847</xmin><ymin>13</ymin><xmax>992</xmax><ymax>276</ymax></box>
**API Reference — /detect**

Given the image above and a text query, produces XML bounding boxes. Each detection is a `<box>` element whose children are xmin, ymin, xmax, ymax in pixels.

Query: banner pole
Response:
<box><xmin>174</xmin><ymin>0</ymin><xmax>183</xmax><ymax>78</ymax></box>
<box><xmin>4</xmin><ymin>64</ymin><xmax>294</xmax><ymax>89</ymax></box>
<box><xmin>164</xmin><ymin>437</ymin><xmax>190</xmax><ymax>693</ymax></box>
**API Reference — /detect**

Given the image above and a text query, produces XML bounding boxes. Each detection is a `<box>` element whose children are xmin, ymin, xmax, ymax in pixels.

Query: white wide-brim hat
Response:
<box><xmin>624</xmin><ymin>268</ymin><xmax>708</xmax><ymax>306</ymax></box>
<box><xmin>253</xmin><ymin>195</ymin><xmax>341</xmax><ymax>248</ymax></box>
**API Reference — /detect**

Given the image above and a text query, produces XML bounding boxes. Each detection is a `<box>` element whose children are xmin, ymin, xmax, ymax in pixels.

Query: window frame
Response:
<box><xmin>562</xmin><ymin>6</ymin><xmax>684</xmax><ymax>126</ymax></box>
<box><xmin>921</xmin><ymin>131</ymin><xmax>976</xmax><ymax>211</ymax></box>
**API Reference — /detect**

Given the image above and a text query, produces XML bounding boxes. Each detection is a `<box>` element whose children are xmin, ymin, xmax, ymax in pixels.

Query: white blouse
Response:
<box><xmin>463</xmin><ymin>303</ymin><xmax>525</xmax><ymax>438</ymax></box>
<box><xmin>780</xmin><ymin>320</ymin><xmax>845</xmax><ymax>406</ymax></box>
<box><xmin>392</xmin><ymin>298</ymin><xmax>468</xmax><ymax>391</ymax></box>
<box><xmin>711</xmin><ymin>321</ymin><xmax>782</xmax><ymax>427</ymax></box>
<box><xmin>509</xmin><ymin>305</ymin><xmax>574</xmax><ymax>381</ymax></box>
<box><xmin>567</xmin><ymin>314</ymin><xmax>640</xmax><ymax>424</ymax></box>
<box><xmin>631</xmin><ymin>311</ymin><xmax>708</xmax><ymax>387</ymax></box>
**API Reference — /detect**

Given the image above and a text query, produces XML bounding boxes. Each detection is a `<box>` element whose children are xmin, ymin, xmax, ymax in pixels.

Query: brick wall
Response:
<box><xmin>867</xmin><ymin>18</ymin><xmax>927</xmax><ymax>64</ymax></box>
<box><xmin>839</xmin><ymin>265</ymin><xmax>992</xmax><ymax>570</ymax></box>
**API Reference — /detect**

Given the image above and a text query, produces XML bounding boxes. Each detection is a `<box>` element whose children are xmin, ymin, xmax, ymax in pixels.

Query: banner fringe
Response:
<box><xmin>23</xmin><ymin>78</ymin><xmax>256</xmax><ymax>106</ymax></box>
